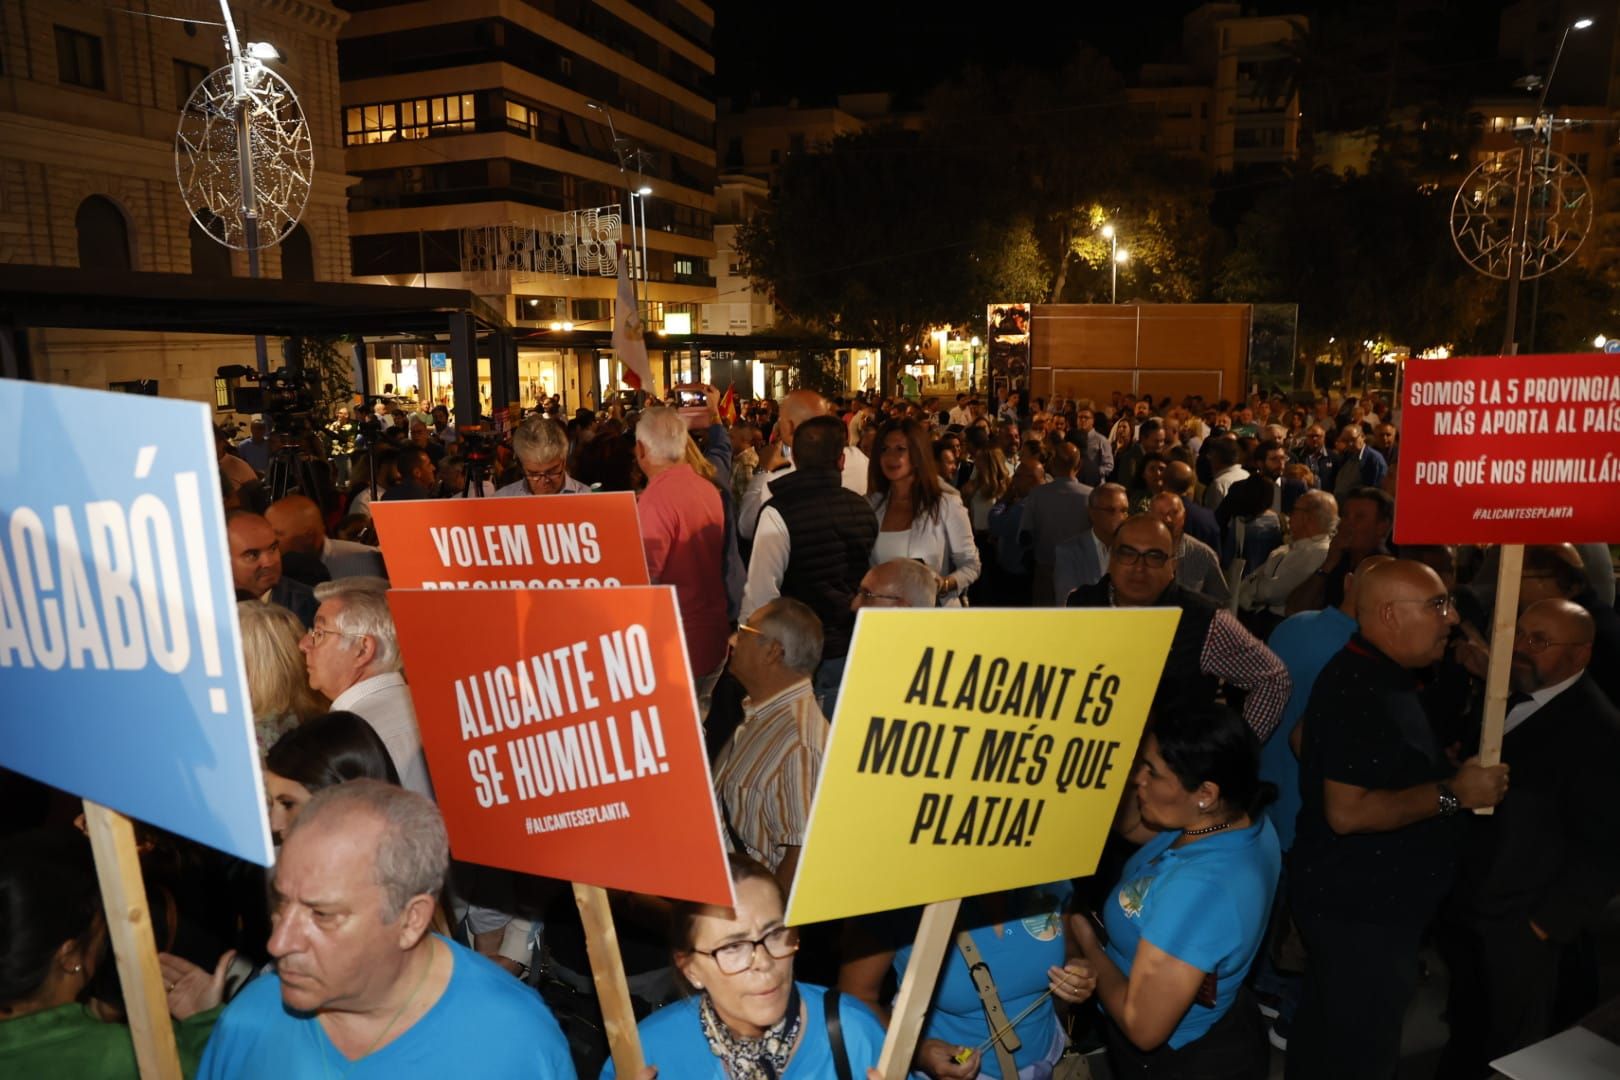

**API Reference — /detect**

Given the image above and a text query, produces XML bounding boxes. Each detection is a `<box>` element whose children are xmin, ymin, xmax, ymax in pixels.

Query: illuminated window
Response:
<box><xmin>346</xmin><ymin>95</ymin><xmax>475</xmax><ymax>145</ymax></box>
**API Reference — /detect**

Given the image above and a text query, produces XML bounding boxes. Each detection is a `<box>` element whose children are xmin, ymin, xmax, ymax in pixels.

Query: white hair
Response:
<box><xmin>635</xmin><ymin>407</ymin><xmax>689</xmax><ymax>465</ymax></box>
<box><xmin>873</xmin><ymin>558</ymin><xmax>938</xmax><ymax>609</ymax></box>
<box><xmin>511</xmin><ymin>415</ymin><xmax>568</xmax><ymax>467</ymax></box>
<box><xmin>313</xmin><ymin>577</ymin><xmax>400</xmax><ymax>673</ymax></box>
<box><xmin>287</xmin><ymin>780</ymin><xmax>447</xmax><ymax>922</ymax></box>
<box><xmin>751</xmin><ymin>597</ymin><xmax>824</xmax><ymax>675</ymax></box>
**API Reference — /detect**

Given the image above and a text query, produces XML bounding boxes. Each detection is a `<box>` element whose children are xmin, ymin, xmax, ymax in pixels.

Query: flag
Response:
<box><xmin>612</xmin><ymin>247</ymin><xmax>653</xmax><ymax>391</ymax></box>
<box><xmin>719</xmin><ymin>383</ymin><xmax>738</xmax><ymax>425</ymax></box>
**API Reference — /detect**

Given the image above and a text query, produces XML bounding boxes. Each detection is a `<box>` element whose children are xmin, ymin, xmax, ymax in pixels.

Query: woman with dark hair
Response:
<box><xmin>264</xmin><ymin>710</ymin><xmax>400</xmax><ymax>841</ymax></box>
<box><xmin>1070</xmin><ymin>707</ymin><xmax>1281</xmax><ymax>1078</ymax></box>
<box><xmin>608</xmin><ymin>853</ymin><xmax>885</xmax><ymax>1079</ymax></box>
<box><xmin>867</xmin><ymin>419</ymin><xmax>980</xmax><ymax>606</ymax></box>
<box><xmin>0</xmin><ymin>828</ymin><xmax>217</xmax><ymax>1076</ymax></box>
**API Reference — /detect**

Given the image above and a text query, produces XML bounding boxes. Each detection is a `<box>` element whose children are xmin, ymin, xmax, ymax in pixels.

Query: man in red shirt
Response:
<box><xmin>635</xmin><ymin>407</ymin><xmax>730</xmax><ymax>703</ymax></box>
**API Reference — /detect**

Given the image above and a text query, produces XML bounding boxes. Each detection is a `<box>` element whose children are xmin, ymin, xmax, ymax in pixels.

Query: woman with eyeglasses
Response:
<box><xmin>867</xmin><ymin>419</ymin><xmax>980</xmax><ymax>606</ymax></box>
<box><xmin>609</xmin><ymin>853</ymin><xmax>886</xmax><ymax>1079</ymax></box>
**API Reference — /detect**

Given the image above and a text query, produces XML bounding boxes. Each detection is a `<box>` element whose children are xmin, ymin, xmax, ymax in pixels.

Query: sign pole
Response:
<box><xmin>82</xmin><ymin>801</ymin><xmax>183</xmax><ymax>1080</ymax></box>
<box><xmin>573</xmin><ymin>883</ymin><xmax>645</xmax><ymax>1077</ymax></box>
<box><xmin>1475</xmin><ymin>545</ymin><xmax>1525</xmax><ymax>816</ymax></box>
<box><xmin>876</xmin><ymin>897</ymin><xmax>963</xmax><ymax>1080</ymax></box>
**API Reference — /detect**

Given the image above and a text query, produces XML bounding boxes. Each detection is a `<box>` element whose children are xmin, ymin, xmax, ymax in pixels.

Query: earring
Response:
<box><xmin>69</xmin><ymin>963</ymin><xmax>82</xmax><ymax>974</ymax></box>
<box><xmin>1197</xmin><ymin>803</ymin><xmax>1207</xmax><ymax>811</ymax></box>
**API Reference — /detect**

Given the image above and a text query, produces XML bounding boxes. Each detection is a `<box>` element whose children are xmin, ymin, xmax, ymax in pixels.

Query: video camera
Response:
<box><xmin>218</xmin><ymin>365</ymin><xmax>320</xmax><ymax>434</ymax></box>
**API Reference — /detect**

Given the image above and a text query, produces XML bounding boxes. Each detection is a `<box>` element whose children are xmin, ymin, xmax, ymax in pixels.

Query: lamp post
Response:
<box><xmin>1101</xmin><ymin>223</ymin><xmax>1129</xmax><ymax>303</ymax></box>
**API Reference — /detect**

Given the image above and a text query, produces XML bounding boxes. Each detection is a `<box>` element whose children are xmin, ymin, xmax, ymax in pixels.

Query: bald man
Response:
<box><xmin>1438</xmin><ymin>598</ymin><xmax>1620</xmax><ymax>1076</ymax></box>
<box><xmin>1068</xmin><ymin>514</ymin><xmax>1288</xmax><ymax>739</ymax></box>
<box><xmin>266</xmin><ymin>494</ymin><xmax>387</xmax><ymax>581</ymax></box>
<box><xmin>227</xmin><ymin>511</ymin><xmax>318</xmax><ymax>627</ymax></box>
<box><xmin>1286</xmin><ymin>560</ymin><xmax>1509</xmax><ymax>1080</ymax></box>
<box><xmin>738</xmin><ymin>389</ymin><xmax>865</xmax><ymax>539</ymax></box>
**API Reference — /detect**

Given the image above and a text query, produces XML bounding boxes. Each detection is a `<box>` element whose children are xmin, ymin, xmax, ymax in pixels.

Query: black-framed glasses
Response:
<box><xmin>522</xmin><ymin>462</ymin><xmax>567</xmax><ymax>486</ymax></box>
<box><xmin>1113</xmin><ymin>544</ymin><xmax>1171</xmax><ymax>568</ymax></box>
<box><xmin>692</xmin><ymin>926</ymin><xmax>799</xmax><ymax>975</ymax></box>
<box><xmin>1514</xmin><ymin>627</ymin><xmax>1586</xmax><ymax>652</ymax></box>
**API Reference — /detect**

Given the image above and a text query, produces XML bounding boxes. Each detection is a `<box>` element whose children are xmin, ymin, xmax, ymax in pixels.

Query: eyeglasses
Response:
<box><xmin>692</xmin><ymin>926</ymin><xmax>800</xmax><ymax>975</ymax></box>
<box><xmin>1112</xmin><ymin>545</ymin><xmax>1172</xmax><ymax>568</ymax></box>
<box><xmin>304</xmin><ymin>625</ymin><xmax>360</xmax><ymax>647</ymax></box>
<box><xmin>1392</xmin><ymin>595</ymin><xmax>1456</xmax><ymax>616</ymax></box>
<box><xmin>857</xmin><ymin>587</ymin><xmax>906</xmax><ymax>605</ymax></box>
<box><xmin>1514</xmin><ymin>627</ymin><xmax>1587</xmax><ymax>652</ymax></box>
<box><xmin>522</xmin><ymin>462</ymin><xmax>567</xmax><ymax>486</ymax></box>
<box><xmin>736</xmin><ymin>622</ymin><xmax>768</xmax><ymax>639</ymax></box>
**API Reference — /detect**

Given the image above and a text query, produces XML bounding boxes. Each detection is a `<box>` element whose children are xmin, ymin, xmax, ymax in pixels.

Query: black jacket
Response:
<box><xmin>766</xmin><ymin>468</ymin><xmax>879</xmax><ymax>659</ymax></box>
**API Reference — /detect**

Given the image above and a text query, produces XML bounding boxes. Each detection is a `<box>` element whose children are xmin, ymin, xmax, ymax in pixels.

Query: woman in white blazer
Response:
<box><xmin>867</xmin><ymin>419</ymin><xmax>981</xmax><ymax>606</ymax></box>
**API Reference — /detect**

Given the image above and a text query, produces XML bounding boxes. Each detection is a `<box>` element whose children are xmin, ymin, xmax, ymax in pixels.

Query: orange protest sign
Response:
<box><xmin>387</xmin><ymin>586</ymin><xmax>734</xmax><ymax>906</ymax></box>
<box><xmin>370</xmin><ymin>492</ymin><xmax>649</xmax><ymax>590</ymax></box>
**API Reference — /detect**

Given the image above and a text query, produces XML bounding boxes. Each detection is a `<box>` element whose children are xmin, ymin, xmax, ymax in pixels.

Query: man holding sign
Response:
<box><xmin>199</xmin><ymin>782</ymin><xmax>576</xmax><ymax>1078</ymax></box>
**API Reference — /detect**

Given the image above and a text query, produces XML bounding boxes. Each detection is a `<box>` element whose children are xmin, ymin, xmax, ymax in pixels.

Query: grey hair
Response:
<box><xmin>511</xmin><ymin>415</ymin><xmax>568</xmax><ymax>467</ymax></box>
<box><xmin>751</xmin><ymin>597</ymin><xmax>825</xmax><ymax>675</ymax></box>
<box><xmin>286</xmin><ymin>779</ymin><xmax>448</xmax><ymax>922</ymax></box>
<box><xmin>313</xmin><ymin>577</ymin><xmax>400</xmax><ymax>673</ymax></box>
<box><xmin>873</xmin><ymin>558</ymin><xmax>938</xmax><ymax>609</ymax></box>
<box><xmin>635</xmin><ymin>407</ymin><xmax>688</xmax><ymax>464</ymax></box>
<box><xmin>1293</xmin><ymin>489</ymin><xmax>1339</xmax><ymax>535</ymax></box>
<box><xmin>1090</xmin><ymin>482</ymin><xmax>1129</xmax><ymax>507</ymax></box>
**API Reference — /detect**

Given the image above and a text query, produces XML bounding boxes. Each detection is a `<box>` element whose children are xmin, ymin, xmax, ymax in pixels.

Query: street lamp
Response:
<box><xmin>1100</xmin><ymin>223</ymin><xmax>1127</xmax><ymax>303</ymax></box>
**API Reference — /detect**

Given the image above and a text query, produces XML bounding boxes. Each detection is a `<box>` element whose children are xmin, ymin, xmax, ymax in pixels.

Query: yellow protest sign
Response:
<box><xmin>785</xmin><ymin>608</ymin><xmax>1178</xmax><ymax>926</ymax></box>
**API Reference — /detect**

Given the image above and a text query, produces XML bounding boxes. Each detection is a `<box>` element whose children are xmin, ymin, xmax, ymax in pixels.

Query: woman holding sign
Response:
<box><xmin>1069</xmin><ymin>707</ymin><xmax>1280</xmax><ymax>1078</ymax></box>
<box><xmin>867</xmin><ymin>420</ymin><xmax>980</xmax><ymax>606</ymax></box>
<box><xmin>609</xmin><ymin>854</ymin><xmax>885</xmax><ymax>1080</ymax></box>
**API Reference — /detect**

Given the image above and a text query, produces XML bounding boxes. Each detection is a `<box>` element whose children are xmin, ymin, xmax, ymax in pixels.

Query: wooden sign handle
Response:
<box><xmin>573</xmin><ymin>883</ymin><xmax>645</xmax><ymax>1077</ymax></box>
<box><xmin>876</xmin><ymin>897</ymin><xmax>963</xmax><ymax>1080</ymax></box>
<box><xmin>82</xmin><ymin>800</ymin><xmax>183</xmax><ymax>1080</ymax></box>
<box><xmin>1475</xmin><ymin>544</ymin><xmax>1525</xmax><ymax>816</ymax></box>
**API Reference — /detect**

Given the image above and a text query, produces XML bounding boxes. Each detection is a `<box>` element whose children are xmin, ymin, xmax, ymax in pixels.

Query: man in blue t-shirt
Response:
<box><xmin>198</xmin><ymin>781</ymin><xmax>574</xmax><ymax>1079</ymax></box>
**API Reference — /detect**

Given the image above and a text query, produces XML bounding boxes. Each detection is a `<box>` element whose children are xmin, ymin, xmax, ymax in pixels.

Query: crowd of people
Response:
<box><xmin>3</xmin><ymin>379</ymin><xmax>1618</xmax><ymax>1080</ymax></box>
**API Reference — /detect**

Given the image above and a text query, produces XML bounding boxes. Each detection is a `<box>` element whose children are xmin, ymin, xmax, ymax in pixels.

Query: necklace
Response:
<box><xmin>1182</xmin><ymin>819</ymin><xmax>1233</xmax><ymax>837</ymax></box>
<box><xmin>316</xmin><ymin>939</ymin><xmax>437</xmax><ymax>1078</ymax></box>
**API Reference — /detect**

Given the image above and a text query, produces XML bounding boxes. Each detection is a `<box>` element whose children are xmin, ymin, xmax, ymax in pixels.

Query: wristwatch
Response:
<box><xmin>1437</xmin><ymin>783</ymin><xmax>1461</xmax><ymax>817</ymax></box>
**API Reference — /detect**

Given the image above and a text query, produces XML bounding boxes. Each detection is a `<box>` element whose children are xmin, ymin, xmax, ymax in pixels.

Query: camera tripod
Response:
<box><xmin>266</xmin><ymin>442</ymin><xmax>331</xmax><ymax>510</ymax></box>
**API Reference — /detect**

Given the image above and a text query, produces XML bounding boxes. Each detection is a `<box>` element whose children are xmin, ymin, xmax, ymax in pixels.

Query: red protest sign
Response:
<box><xmin>387</xmin><ymin>587</ymin><xmax>734</xmax><ymax>906</ymax></box>
<box><xmin>1396</xmin><ymin>353</ymin><xmax>1620</xmax><ymax>544</ymax></box>
<box><xmin>371</xmin><ymin>492</ymin><xmax>649</xmax><ymax>590</ymax></box>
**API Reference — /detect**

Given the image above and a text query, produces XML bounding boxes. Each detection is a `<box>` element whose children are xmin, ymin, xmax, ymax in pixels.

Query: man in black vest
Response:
<box><xmin>1067</xmin><ymin>513</ymin><xmax>1289</xmax><ymax>739</ymax></box>
<box><xmin>1437</xmin><ymin>598</ymin><xmax>1620</xmax><ymax>1077</ymax></box>
<box><xmin>740</xmin><ymin>415</ymin><xmax>879</xmax><ymax>718</ymax></box>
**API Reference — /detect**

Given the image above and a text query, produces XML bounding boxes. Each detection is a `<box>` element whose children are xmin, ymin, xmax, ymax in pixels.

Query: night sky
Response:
<box><xmin>713</xmin><ymin>0</ymin><xmax>1515</xmax><ymax>106</ymax></box>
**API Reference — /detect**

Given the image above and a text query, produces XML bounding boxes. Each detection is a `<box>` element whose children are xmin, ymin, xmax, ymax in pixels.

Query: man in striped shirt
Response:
<box><xmin>713</xmin><ymin>597</ymin><xmax>827</xmax><ymax>892</ymax></box>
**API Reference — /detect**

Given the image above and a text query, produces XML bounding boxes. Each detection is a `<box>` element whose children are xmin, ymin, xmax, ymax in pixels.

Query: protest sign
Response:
<box><xmin>386</xmin><ymin>586</ymin><xmax>733</xmax><ymax>906</ymax></box>
<box><xmin>786</xmin><ymin>607</ymin><xmax>1176</xmax><ymax>927</ymax></box>
<box><xmin>1396</xmin><ymin>353</ymin><xmax>1620</xmax><ymax>544</ymax></box>
<box><xmin>1</xmin><ymin>380</ymin><xmax>273</xmax><ymax>1079</ymax></box>
<box><xmin>370</xmin><ymin>491</ymin><xmax>649</xmax><ymax>590</ymax></box>
<box><xmin>0</xmin><ymin>379</ymin><xmax>271</xmax><ymax>862</ymax></box>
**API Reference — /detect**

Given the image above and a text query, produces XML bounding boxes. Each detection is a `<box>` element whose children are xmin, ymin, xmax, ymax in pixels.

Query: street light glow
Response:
<box><xmin>635</xmin><ymin>184</ymin><xmax>653</xmax><ymax>196</ymax></box>
<box><xmin>1595</xmin><ymin>335</ymin><xmax>1608</xmax><ymax>348</ymax></box>
<box><xmin>245</xmin><ymin>41</ymin><xmax>282</xmax><ymax>61</ymax></box>
<box><xmin>1114</xmin><ymin>248</ymin><xmax>1129</xmax><ymax>264</ymax></box>
<box><xmin>1574</xmin><ymin>18</ymin><xmax>1594</xmax><ymax>30</ymax></box>
<box><xmin>1101</xmin><ymin>224</ymin><xmax>1115</xmax><ymax>240</ymax></box>
<box><xmin>970</xmin><ymin>337</ymin><xmax>981</xmax><ymax>348</ymax></box>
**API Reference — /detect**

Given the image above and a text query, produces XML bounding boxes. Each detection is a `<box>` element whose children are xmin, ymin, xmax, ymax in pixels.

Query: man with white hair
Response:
<box><xmin>1239</xmin><ymin>490</ymin><xmax>1337</xmax><ymax>620</ymax></box>
<box><xmin>851</xmin><ymin>558</ymin><xmax>939</xmax><ymax>611</ymax></box>
<box><xmin>635</xmin><ymin>407</ymin><xmax>729</xmax><ymax>694</ymax></box>
<box><xmin>714</xmin><ymin>597</ymin><xmax>827</xmax><ymax>892</ymax></box>
<box><xmin>494</xmin><ymin>415</ymin><xmax>589</xmax><ymax>496</ymax></box>
<box><xmin>739</xmin><ymin>389</ymin><xmax>866</xmax><ymax>539</ymax></box>
<box><xmin>299</xmin><ymin>578</ymin><xmax>430</xmax><ymax>796</ymax></box>
<box><xmin>197</xmin><ymin>781</ymin><xmax>575</xmax><ymax>1077</ymax></box>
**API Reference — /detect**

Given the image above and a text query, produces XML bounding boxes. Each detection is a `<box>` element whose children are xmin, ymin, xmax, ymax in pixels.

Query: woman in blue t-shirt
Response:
<box><xmin>838</xmin><ymin>883</ymin><xmax>1096</xmax><ymax>1078</ymax></box>
<box><xmin>607</xmin><ymin>853</ymin><xmax>886</xmax><ymax>1080</ymax></box>
<box><xmin>1070</xmin><ymin>706</ymin><xmax>1282</xmax><ymax>1078</ymax></box>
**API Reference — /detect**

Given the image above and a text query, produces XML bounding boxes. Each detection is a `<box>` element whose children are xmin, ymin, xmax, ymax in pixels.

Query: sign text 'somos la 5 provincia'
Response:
<box><xmin>786</xmin><ymin>608</ymin><xmax>1176</xmax><ymax>926</ymax></box>
<box><xmin>0</xmin><ymin>380</ymin><xmax>272</xmax><ymax>865</ymax></box>
<box><xmin>388</xmin><ymin>586</ymin><xmax>733</xmax><ymax>907</ymax></box>
<box><xmin>1397</xmin><ymin>354</ymin><xmax>1620</xmax><ymax>543</ymax></box>
<box><xmin>370</xmin><ymin>492</ymin><xmax>649</xmax><ymax>589</ymax></box>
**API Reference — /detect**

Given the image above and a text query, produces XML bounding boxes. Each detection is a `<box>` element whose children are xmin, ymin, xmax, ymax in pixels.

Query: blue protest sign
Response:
<box><xmin>0</xmin><ymin>380</ymin><xmax>273</xmax><ymax>865</ymax></box>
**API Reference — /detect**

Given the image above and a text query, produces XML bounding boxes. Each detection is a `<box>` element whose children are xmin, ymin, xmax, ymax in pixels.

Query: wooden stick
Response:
<box><xmin>877</xmin><ymin>897</ymin><xmax>963</xmax><ymax>1080</ymax></box>
<box><xmin>82</xmin><ymin>800</ymin><xmax>182</xmax><ymax>1080</ymax></box>
<box><xmin>1476</xmin><ymin>544</ymin><xmax>1525</xmax><ymax>815</ymax></box>
<box><xmin>573</xmin><ymin>882</ymin><xmax>644</xmax><ymax>1077</ymax></box>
